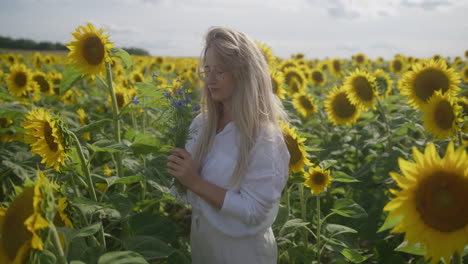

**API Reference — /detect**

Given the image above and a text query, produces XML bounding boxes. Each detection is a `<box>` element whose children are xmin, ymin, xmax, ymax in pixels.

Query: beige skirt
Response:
<box><xmin>190</xmin><ymin>211</ymin><xmax>277</xmax><ymax>264</ymax></box>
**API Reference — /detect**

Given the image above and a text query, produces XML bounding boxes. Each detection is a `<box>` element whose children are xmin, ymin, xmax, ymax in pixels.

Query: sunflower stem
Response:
<box><xmin>316</xmin><ymin>195</ymin><xmax>321</xmax><ymax>264</ymax></box>
<box><xmin>49</xmin><ymin>223</ymin><xmax>67</xmax><ymax>264</ymax></box>
<box><xmin>105</xmin><ymin>62</ymin><xmax>124</xmax><ymax>179</ymax></box>
<box><xmin>298</xmin><ymin>183</ymin><xmax>308</xmax><ymax>246</ymax></box>
<box><xmin>69</xmin><ymin>130</ymin><xmax>106</xmax><ymax>247</ymax></box>
<box><xmin>376</xmin><ymin>97</ymin><xmax>392</xmax><ymax>151</ymax></box>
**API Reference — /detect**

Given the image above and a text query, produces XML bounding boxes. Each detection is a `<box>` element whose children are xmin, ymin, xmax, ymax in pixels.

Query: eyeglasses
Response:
<box><xmin>198</xmin><ymin>69</ymin><xmax>225</xmax><ymax>81</ymax></box>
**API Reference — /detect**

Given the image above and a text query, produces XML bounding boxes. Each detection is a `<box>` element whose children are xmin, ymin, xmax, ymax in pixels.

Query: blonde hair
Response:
<box><xmin>193</xmin><ymin>26</ymin><xmax>288</xmax><ymax>188</ymax></box>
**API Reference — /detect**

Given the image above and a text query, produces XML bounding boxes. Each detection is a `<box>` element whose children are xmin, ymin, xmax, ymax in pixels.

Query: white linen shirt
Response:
<box><xmin>172</xmin><ymin>113</ymin><xmax>290</xmax><ymax>237</ymax></box>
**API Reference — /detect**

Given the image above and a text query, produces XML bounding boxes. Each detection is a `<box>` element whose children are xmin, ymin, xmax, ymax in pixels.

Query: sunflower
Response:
<box><xmin>390</xmin><ymin>57</ymin><xmax>406</xmax><ymax>74</ymax></box>
<box><xmin>303</xmin><ymin>166</ymin><xmax>332</xmax><ymax>195</ymax></box>
<box><xmin>130</xmin><ymin>70</ymin><xmax>145</xmax><ymax>83</ymax></box>
<box><xmin>0</xmin><ymin>118</ymin><xmax>22</xmax><ymax>143</ymax></box>
<box><xmin>280</xmin><ymin>122</ymin><xmax>313</xmax><ymax>174</ymax></box>
<box><xmin>293</xmin><ymin>92</ymin><xmax>318</xmax><ymax>118</ymax></box>
<box><xmin>103</xmin><ymin>163</ymin><xmax>113</xmax><ymax>176</ymax></box>
<box><xmin>6</xmin><ymin>64</ymin><xmax>37</xmax><ymax>98</ymax></box>
<box><xmin>383</xmin><ymin>142</ymin><xmax>468</xmax><ymax>264</ymax></box>
<box><xmin>0</xmin><ymin>170</ymin><xmax>51</xmax><ymax>263</ymax></box>
<box><xmin>32</xmin><ymin>71</ymin><xmax>54</xmax><ymax>95</ymax></box>
<box><xmin>309</xmin><ymin>68</ymin><xmax>326</xmax><ymax>86</ymax></box>
<box><xmin>270</xmin><ymin>69</ymin><xmax>286</xmax><ymax>99</ymax></box>
<box><xmin>461</xmin><ymin>66</ymin><xmax>468</xmax><ymax>83</ymax></box>
<box><xmin>76</xmin><ymin>108</ymin><xmax>91</xmax><ymax>141</ymax></box>
<box><xmin>343</xmin><ymin>69</ymin><xmax>377</xmax><ymax>110</ymax></box>
<box><xmin>23</xmin><ymin>108</ymin><xmax>69</xmax><ymax>171</ymax></box>
<box><xmin>352</xmin><ymin>52</ymin><xmax>368</xmax><ymax>66</ymax></box>
<box><xmin>401</xmin><ymin>59</ymin><xmax>461</xmax><ymax>110</ymax></box>
<box><xmin>421</xmin><ymin>91</ymin><xmax>462</xmax><ymax>139</ymax></box>
<box><xmin>108</xmin><ymin>82</ymin><xmax>130</xmax><ymax>109</ymax></box>
<box><xmin>329</xmin><ymin>58</ymin><xmax>343</xmax><ymax>76</ymax></box>
<box><xmin>373</xmin><ymin>69</ymin><xmax>394</xmax><ymax>97</ymax></box>
<box><xmin>278</xmin><ymin>59</ymin><xmax>298</xmax><ymax>72</ymax></box>
<box><xmin>325</xmin><ymin>86</ymin><xmax>360</xmax><ymax>126</ymax></box>
<box><xmin>161</xmin><ymin>63</ymin><xmax>175</xmax><ymax>74</ymax></box>
<box><xmin>67</xmin><ymin>23</ymin><xmax>114</xmax><ymax>78</ymax></box>
<box><xmin>283</xmin><ymin>67</ymin><xmax>307</xmax><ymax>96</ymax></box>
<box><xmin>255</xmin><ymin>41</ymin><xmax>277</xmax><ymax>68</ymax></box>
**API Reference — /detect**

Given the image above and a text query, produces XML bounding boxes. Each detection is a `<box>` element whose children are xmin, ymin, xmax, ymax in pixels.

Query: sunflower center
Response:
<box><xmin>464</xmin><ymin>68</ymin><xmax>468</xmax><ymax>79</ymax></box>
<box><xmin>14</xmin><ymin>72</ymin><xmax>27</xmax><ymax>87</ymax></box>
<box><xmin>33</xmin><ymin>75</ymin><xmax>50</xmax><ymax>93</ymax></box>
<box><xmin>333</xmin><ymin>93</ymin><xmax>357</xmax><ymax>118</ymax></box>
<box><xmin>313</xmin><ymin>172</ymin><xmax>325</xmax><ymax>185</ymax></box>
<box><xmin>284</xmin><ymin>134</ymin><xmax>302</xmax><ymax>165</ymax></box>
<box><xmin>414</xmin><ymin>69</ymin><xmax>449</xmax><ymax>102</ymax></box>
<box><xmin>352</xmin><ymin>76</ymin><xmax>373</xmax><ymax>101</ymax></box>
<box><xmin>433</xmin><ymin>100</ymin><xmax>455</xmax><ymax>130</ymax></box>
<box><xmin>415</xmin><ymin>170</ymin><xmax>468</xmax><ymax>232</ymax></box>
<box><xmin>133</xmin><ymin>75</ymin><xmax>143</xmax><ymax>83</ymax></box>
<box><xmin>0</xmin><ymin>118</ymin><xmax>8</xmax><ymax>128</ymax></box>
<box><xmin>82</xmin><ymin>36</ymin><xmax>105</xmax><ymax>65</ymax></box>
<box><xmin>116</xmin><ymin>93</ymin><xmax>125</xmax><ymax>108</ymax></box>
<box><xmin>44</xmin><ymin>122</ymin><xmax>58</xmax><ymax>152</ymax></box>
<box><xmin>356</xmin><ymin>55</ymin><xmax>364</xmax><ymax>63</ymax></box>
<box><xmin>312</xmin><ymin>71</ymin><xmax>324</xmax><ymax>83</ymax></box>
<box><xmin>392</xmin><ymin>60</ymin><xmax>402</xmax><ymax>72</ymax></box>
<box><xmin>333</xmin><ymin>60</ymin><xmax>341</xmax><ymax>72</ymax></box>
<box><xmin>299</xmin><ymin>96</ymin><xmax>314</xmax><ymax>111</ymax></box>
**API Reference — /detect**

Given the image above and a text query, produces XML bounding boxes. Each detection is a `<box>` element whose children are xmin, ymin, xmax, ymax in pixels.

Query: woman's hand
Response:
<box><xmin>167</xmin><ymin>148</ymin><xmax>201</xmax><ymax>190</ymax></box>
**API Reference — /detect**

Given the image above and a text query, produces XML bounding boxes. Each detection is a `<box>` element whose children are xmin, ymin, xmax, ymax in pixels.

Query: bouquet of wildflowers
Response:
<box><xmin>165</xmin><ymin>84</ymin><xmax>200</xmax><ymax>194</ymax></box>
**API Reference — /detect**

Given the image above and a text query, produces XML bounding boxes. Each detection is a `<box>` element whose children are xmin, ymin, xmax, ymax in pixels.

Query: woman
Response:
<box><xmin>167</xmin><ymin>26</ymin><xmax>290</xmax><ymax>264</ymax></box>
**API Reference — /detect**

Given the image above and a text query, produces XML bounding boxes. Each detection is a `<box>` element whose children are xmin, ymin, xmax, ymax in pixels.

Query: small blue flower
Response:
<box><xmin>172</xmin><ymin>99</ymin><xmax>184</xmax><ymax>110</ymax></box>
<box><xmin>174</xmin><ymin>88</ymin><xmax>185</xmax><ymax>97</ymax></box>
<box><xmin>132</xmin><ymin>96</ymin><xmax>139</xmax><ymax>106</ymax></box>
<box><xmin>184</xmin><ymin>97</ymin><xmax>192</xmax><ymax>104</ymax></box>
<box><xmin>192</xmin><ymin>104</ymin><xmax>201</xmax><ymax>112</ymax></box>
<box><xmin>164</xmin><ymin>91</ymin><xmax>172</xmax><ymax>99</ymax></box>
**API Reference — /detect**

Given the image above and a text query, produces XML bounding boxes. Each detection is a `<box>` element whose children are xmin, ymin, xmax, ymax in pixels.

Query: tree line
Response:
<box><xmin>0</xmin><ymin>35</ymin><xmax>150</xmax><ymax>56</ymax></box>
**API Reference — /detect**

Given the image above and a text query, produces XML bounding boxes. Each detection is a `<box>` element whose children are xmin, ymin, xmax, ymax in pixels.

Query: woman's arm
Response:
<box><xmin>167</xmin><ymin>148</ymin><xmax>227</xmax><ymax>209</ymax></box>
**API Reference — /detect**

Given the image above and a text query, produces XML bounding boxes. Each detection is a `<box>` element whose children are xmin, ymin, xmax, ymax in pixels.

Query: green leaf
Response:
<box><xmin>70</xmin><ymin>261</ymin><xmax>87</xmax><ymax>264</ymax></box>
<box><xmin>97</xmin><ymin>251</ymin><xmax>148</xmax><ymax>264</ymax></box>
<box><xmin>89</xmin><ymin>140</ymin><xmax>132</xmax><ymax>153</ymax></box>
<box><xmin>113</xmin><ymin>175</ymin><xmax>145</xmax><ymax>185</ymax></box>
<box><xmin>74</xmin><ymin>119</ymin><xmax>113</xmax><ymax>134</ymax></box>
<box><xmin>110</xmin><ymin>48</ymin><xmax>132</xmax><ymax>69</ymax></box>
<box><xmin>341</xmin><ymin>249</ymin><xmax>369</xmax><ymax>263</ymax></box>
<box><xmin>318</xmin><ymin>159</ymin><xmax>337</xmax><ymax>170</ymax></box>
<box><xmin>333</xmin><ymin>171</ymin><xmax>360</xmax><ymax>183</ymax></box>
<box><xmin>395</xmin><ymin>241</ymin><xmax>427</xmax><ymax>256</ymax></box>
<box><xmin>38</xmin><ymin>250</ymin><xmax>57</xmax><ymax>264</ymax></box>
<box><xmin>279</xmin><ymin>218</ymin><xmax>310</xmax><ymax>237</ymax></box>
<box><xmin>332</xmin><ymin>199</ymin><xmax>367</xmax><ymax>218</ymax></box>
<box><xmin>377</xmin><ymin>215</ymin><xmax>403</xmax><ymax>233</ymax></box>
<box><xmin>136</xmin><ymin>82</ymin><xmax>165</xmax><ymax>99</ymax></box>
<box><xmin>122</xmin><ymin>236</ymin><xmax>176</xmax><ymax>259</ymax></box>
<box><xmin>129</xmin><ymin>212</ymin><xmax>177</xmax><ymax>243</ymax></box>
<box><xmin>60</xmin><ymin>65</ymin><xmax>82</xmax><ymax>95</ymax></box>
<box><xmin>58</xmin><ymin>222</ymin><xmax>102</xmax><ymax>244</ymax></box>
<box><xmin>325</xmin><ymin>223</ymin><xmax>358</xmax><ymax>236</ymax></box>
<box><xmin>130</xmin><ymin>133</ymin><xmax>160</xmax><ymax>155</ymax></box>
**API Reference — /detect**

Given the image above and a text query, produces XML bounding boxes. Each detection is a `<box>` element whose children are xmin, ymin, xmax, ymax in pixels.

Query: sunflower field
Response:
<box><xmin>0</xmin><ymin>23</ymin><xmax>467</xmax><ymax>264</ymax></box>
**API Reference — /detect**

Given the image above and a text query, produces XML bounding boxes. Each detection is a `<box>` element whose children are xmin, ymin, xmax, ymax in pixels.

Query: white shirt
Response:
<box><xmin>172</xmin><ymin>113</ymin><xmax>290</xmax><ymax>237</ymax></box>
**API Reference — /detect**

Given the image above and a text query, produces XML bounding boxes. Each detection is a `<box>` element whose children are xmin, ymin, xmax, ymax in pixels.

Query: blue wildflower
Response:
<box><xmin>184</xmin><ymin>97</ymin><xmax>192</xmax><ymax>104</ymax></box>
<box><xmin>132</xmin><ymin>96</ymin><xmax>139</xmax><ymax>106</ymax></box>
<box><xmin>172</xmin><ymin>99</ymin><xmax>184</xmax><ymax>110</ymax></box>
<box><xmin>192</xmin><ymin>104</ymin><xmax>201</xmax><ymax>112</ymax></box>
<box><xmin>164</xmin><ymin>91</ymin><xmax>172</xmax><ymax>99</ymax></box>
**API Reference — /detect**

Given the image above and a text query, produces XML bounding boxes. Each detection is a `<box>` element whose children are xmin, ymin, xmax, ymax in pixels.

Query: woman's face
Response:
<box><xmin>203</xmin><ymin>48</ymin><xmax>236</xmax><ymax>105</ymax></box>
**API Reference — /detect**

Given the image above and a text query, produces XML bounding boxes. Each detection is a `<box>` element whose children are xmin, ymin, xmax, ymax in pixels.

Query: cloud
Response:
<box><xmin>88</xmin><ymin>20</ymin><xmax>140</xmax><ymax>35</ymax></box>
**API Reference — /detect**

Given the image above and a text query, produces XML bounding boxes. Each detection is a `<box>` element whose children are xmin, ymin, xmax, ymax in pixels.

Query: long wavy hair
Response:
<box><xmin>192</xmin><ymin>26</ymin><xmax>288</xmax><ymax>188</ymax></box>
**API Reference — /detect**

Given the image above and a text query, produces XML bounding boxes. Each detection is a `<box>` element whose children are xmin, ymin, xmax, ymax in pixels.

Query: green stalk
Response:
<box><xmin>298</xmin><ymin>184</ymin><xmax>308</xmax><ymax>246</ymax></box>
<box><xmin>453</xmin><ymin>251</ymin><xmax>462</xmax><ymax>264</ymax></box>
<box><xmin>316</xmin><ymin>195</ymin><xmax>322</xmax><ymax>264</ymax></box>
<box><xmin>376</xmin><ymin>97</ymin><xmax>392</xmax><ymax>151</ymax></box>
<box><xmin>69</xmin><ymin>131</ymin><xmax>106</xmax><ymax>247</ymax></box>
<box><xmin>49</xmin><ymin>224</ymin><xmax>67</xmax><ymax>264</ymax></box>
<box><xmin>105</xmin><ymin>62</ymin><xmax>123</xmax><ymax>178</ymax></box>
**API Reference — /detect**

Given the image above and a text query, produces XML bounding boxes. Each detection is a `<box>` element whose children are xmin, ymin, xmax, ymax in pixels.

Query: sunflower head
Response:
<box><xmin>343</xmin><ymin>69</ymin><xmax>378</xmax><ymax>110</ymax></box>
<box><xmin>270</xmin><ymin>69</ymin><xmax>286</xmax><ymax>99</ymax></box>
<box><xmin>280</xmin><ymin>121</ymin><xmax>313</xmax><ymax>174</ymax></box>
<box><xmin>309</xmin><ymin>68</ymin><xmax>326</xmax><ymax>86</ymax></box>
<box><xmin>283</xmin><ymin>67</ymin><xmax>307</xmax><ymax>96</ymax></box>
<box><xmin>22</xmin><ymin>108</ymin><xmax>71</xmax><ymax>171</ymax></box>
<box><xmin>329</xmin><ymin>58</ymin><xmax>343</xmax><ymax>76</ymax></box>
<box><xmin>462</xmin><ymin>66</ymin><xmax>468</xmax><ymax>83</ymax></box>
<box><xmin>373</xmin><ymin>69</ymin><xmax>394</xmax><ymax>97</ymax></box>
<box><xmin>67</xmin><ymin>23</ymin><xmax>114</xmax><ymax>78</ymax></box>
<box><xmin>6</xmin><ymin>63</ymin><xmax>37</xmax><ymax>98</ymax></box>
<box><xmin>292</xmin><ymin>92</ymin><xmax>318</xmax><ymax>118</ymax></box>
<box><xmin>390</xmin><ymin>57</ymin><xmax>406</xmax><ymax>74</ymax></box>
<box><xmin>304</xmin><ymin>166</ymin><xmax>332</xmax><ymax>195</ymax></box>
<box><xmin>325</xmin><ymin>86</ymin><xmax>360</xmax><ymax>126</ymax></box>
<box><xmin>32</xmin><ymin>71</ymin><xmax>54</xmax><ymax>95</ymax></box>
<box><xmin>401</xmin><ymin>59</ymin><xmax>461</xmax><ymax>110</ymax></box>
<box><xmin>352</xmin><ymin>52</ymin><xmax>368</xmax><ymax>66</ymax></box>
<box><xmin>421</xmin><ymin>91</ymin><xmax>462</xmax><ymax>139</ymax></box>
<box><xmin>383</xmin><ymin>142</ymin><xmax>468</xmax><ymax>264</ymax></box>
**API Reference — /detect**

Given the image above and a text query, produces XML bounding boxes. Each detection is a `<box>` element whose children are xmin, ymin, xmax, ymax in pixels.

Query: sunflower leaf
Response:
<box><xmin>333</xmin><ymin>171</ymin><xmax>360</xmax><ymax>183</ymax></box>
<box><xmin>74</xmin><ymin>119</ymin><xmax>113</xmax><ymax>134</ymax></box>
<box><xmin>341</xmin><ymin>248</ymin><xmax>369</xmax><ymax>263</ymax></box>
<box><xmin>332</xmin><ymin>198</ymin><xmax>367</xmax><ymax>218</ymax></box>
<box><xmin>377</xmin><ymin>215</ymin><xmax>403</xmax><ymax>233</ymax></box>
<box><xmin>60</xmin><ymin>65</ymin><xmax>82</xmax><ymax>95</ymax></box>
<box><xmin>110</xmin><ymin>48</ymin><xmax>132</xmax><ymax>69</ymax></box>
<box><xmin>395</xmin><ymin>241</ymin><xmax>427</xmax><ymax>256</ymax></box>
<box><xmin>97</xmin><ymin>251</ymin><xmax>148</xmax><ymax>264</ymax></box>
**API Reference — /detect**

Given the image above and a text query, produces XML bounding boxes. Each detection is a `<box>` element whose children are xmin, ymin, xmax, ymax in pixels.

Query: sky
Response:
<box><xmin>0</xmin><ymin>0</ymin><xmax>467</xmax><ymax>60</ymax></box>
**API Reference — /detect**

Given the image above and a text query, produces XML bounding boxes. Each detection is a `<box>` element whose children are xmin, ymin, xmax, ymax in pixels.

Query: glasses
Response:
<box><xmin>198</xmin><ymin>69</ymin><xmax>225</xmax><ymax>81</ymax></box>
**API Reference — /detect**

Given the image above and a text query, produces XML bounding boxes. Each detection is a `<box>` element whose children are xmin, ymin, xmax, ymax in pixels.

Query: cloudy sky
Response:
<box><xmin>1</xmin><ymin>0</ymin><xmax>467</xmax><ymax>60</ymax></box>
